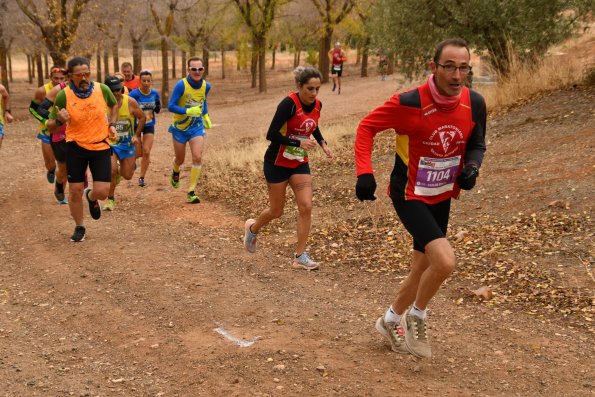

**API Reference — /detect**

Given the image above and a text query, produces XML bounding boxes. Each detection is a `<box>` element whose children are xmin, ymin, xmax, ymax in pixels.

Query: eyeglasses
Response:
<box><xmin>436</xmin><ymin>62</ymin><xmax>472</xmax><ymax>74</ymax></box>
<box><xmin>71</xmin><ymin>71</ymin><xmax>91</xmax><ymax>78</ymax></box>
<box><xmin>189</xmin><ymin>67</ymin><xmax>204</xmax><ymax>72</ymax></box>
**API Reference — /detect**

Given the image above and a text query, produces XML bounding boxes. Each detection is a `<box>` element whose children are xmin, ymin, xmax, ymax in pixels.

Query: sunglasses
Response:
<box><xmin>71</xmin><ymin>71</ymin><xmax>91</xmax><ymax>78</ymax></box>
<box><xmin>189</xmin><ymin>67</ymin><xmax>204</xmax><ymax>72</ymax></box>
<box><xmin>51</xmin><ymin>67</ymin><xmax>66</xmax><ymax>74</ymax></box>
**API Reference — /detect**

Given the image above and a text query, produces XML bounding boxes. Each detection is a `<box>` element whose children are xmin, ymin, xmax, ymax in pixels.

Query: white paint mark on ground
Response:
<box><xmin>214</xmin><ymin>326</ymin><xmax>261</xmax><ymax>347</ymax></box>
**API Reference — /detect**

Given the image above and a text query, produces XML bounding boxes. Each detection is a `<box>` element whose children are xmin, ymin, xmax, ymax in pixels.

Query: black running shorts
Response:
<box><xmin>142</xmin><ymin>125</ymin><xmax>155</xmax><ymax>135</ymax></box>
<box><xmin>391</xmin><ymin>197</ymin><xmax>451</xmax><ymax>253</ymax></box>
<box><xmin>51</xmin><ymin>140</ymin><xmax>68</xmax><ymax>163</ymax></box>
<box><xmin>263</xmin><ymin>160</ymin><xmax>310</xmax><ymax>184</ymax></box>
<box><xmin>66</xmin><ymin>142</ymin><xmax>112</xmax><ymax>183</ymax></box>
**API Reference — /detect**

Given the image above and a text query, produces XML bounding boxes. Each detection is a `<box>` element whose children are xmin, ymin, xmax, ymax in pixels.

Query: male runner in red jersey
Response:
<box><xmin>354</xmin><ymin>38</ymin><xmax>487</xmax><ymax>358</ymax></box>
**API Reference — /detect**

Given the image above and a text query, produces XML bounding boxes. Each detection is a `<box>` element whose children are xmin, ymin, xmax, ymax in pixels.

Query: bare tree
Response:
<box><xmin>0</xmin><ymin>1</ymin><xmax>9</xmax><ymax>89</ymax></box>
<box><xmin>130</xmin><ymin>26</ymin><xmax>150</xmax><ymax>74</ymax></box>
<box><xmin>150</xmin><ymin>0</ymin><xmax>179</xmax><ymax>104</ymax></box>
<box><xmin>15</xmin><ymin>0</ymin><xmax>91</xmax><ymax>66</ymax></box>
<box><xmin>310</xmin><ymin>0</ymin><xmax>354</xmax><ymax>83</ymax></box>
<box><xmin>233</xmin><ymin>0</ymin><xmax>291</xmax><ymax>92</ymax></box>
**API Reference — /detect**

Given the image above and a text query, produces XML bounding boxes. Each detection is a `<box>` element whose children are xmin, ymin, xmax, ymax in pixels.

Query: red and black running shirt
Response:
<box><xmin>264</xmin><ymin>92</ymin><xmax>324</xmax><ymax>168</ymax></box>
<box><xmin>355</xmin><ymin>82</ymin><xmax>487</xmax><ymax>204</ymax></box>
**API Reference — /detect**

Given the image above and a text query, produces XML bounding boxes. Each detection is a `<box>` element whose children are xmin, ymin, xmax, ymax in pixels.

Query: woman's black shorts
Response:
<box><xmin>263</xmin><ymin>161</ymin><xmax>310</xmax><ymax>184</ymax></box>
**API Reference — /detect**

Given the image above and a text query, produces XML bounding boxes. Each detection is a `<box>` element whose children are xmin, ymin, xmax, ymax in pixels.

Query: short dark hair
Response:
<box><xmin>187</xmin><ymin>57</ymin><xmax>203</xmax><ymax>67</ymax></box>
<box><xmin>121</xmin><ymin>62</ymin><xmax>133</xmax><ymax>69</ymax></box>
<box><xmin>139</xmin><ymin>70</ymin><xmax>152</xmax><ymax>78</ymax></box>
<box><xmin>293</xmin><ymin>66</ymin><xmax>322</xmax><ymax>86</ymax></box>
<box><xmin>67</xmin><ymin>57</ymin><xmax>90</xmax><ymax>74</ymax></box>
<box><xmin>433</xmin><ymin>38</ymin><xmax>470</xmax><ymax>63</ymax></box>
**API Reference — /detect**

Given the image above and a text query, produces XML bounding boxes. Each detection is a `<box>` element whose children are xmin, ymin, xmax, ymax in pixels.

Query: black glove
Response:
<box><xmin>356</xmin><ymin>173</ymin><xmax>377</xmax><ymax>201</ymax></box>
<box><xmin>457</xmin><ymin>165</ymin><xmax>479</xmax><ymax>190</ymax></box>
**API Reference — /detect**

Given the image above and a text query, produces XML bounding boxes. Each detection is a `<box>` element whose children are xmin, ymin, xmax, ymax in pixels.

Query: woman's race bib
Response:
<box><xmin>282</xmin><ymin>135</ymin><xmax>308</xmax><ymax>162</ymax></box>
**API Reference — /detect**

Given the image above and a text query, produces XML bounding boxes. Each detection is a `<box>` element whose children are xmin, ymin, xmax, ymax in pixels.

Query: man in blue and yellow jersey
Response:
<box><xmin>0</xmin><ymin>83</ymin><xmax>14</xmax><ymax>149</ymax></box>
<box><xmin>30</xmin><ymin>66</ymin><xmax>66</xmax><ymax>185</ymax></box>
<box><xmin>102</xmin><ymin>76</ymin><xmax>146</xmax><ymax>211</ymax></box>
<box><xmin>168</xmin><ymin>56</ymin><xmax>212</xmax><ymax>204</ymax></box>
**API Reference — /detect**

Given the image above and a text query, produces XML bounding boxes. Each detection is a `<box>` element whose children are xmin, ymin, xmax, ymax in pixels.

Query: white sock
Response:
<box><xmin>384</xmin><ymin>306</ymin><xmax>401</xmax><ymax>324</ymax></box>
<box><xmin>410</xmin><ymin>304</ymin><xmax>427</xmax><ymax>320</ymax></box>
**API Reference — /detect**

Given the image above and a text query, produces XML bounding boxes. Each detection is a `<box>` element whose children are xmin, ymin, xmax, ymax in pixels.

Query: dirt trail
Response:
<box><xmin>0</xmin><ymin>69</ymin><xmax>593</xmax><ymax>396</ymax></box>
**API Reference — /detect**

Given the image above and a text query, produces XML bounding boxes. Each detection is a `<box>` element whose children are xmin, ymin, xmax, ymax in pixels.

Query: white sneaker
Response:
<box><xmin>403</xmin><ymin>311</ymin><xmax>432</xmax><ymax>358</ymax></box>
<box><xmin>243</xmin><ymin>219</ymin><xmax>257</xmax><ymax>253</ymax></box>
<box><xmin>292</xmin><ymin>252</ymin><xmax>319</xmax><ymax>270</ymax></box>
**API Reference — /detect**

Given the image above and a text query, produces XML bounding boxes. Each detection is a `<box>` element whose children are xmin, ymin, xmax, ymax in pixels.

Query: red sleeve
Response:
<box><xmin>354</xmin><ymin>94</ymin><xmax>402</xmax><ymax>176</ymax></box>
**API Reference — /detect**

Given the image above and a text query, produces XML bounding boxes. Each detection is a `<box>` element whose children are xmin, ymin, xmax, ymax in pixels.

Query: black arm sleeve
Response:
<box><xmin>154</xmin><ymin>98</ymin><xmax>161</xmax><ymax>114</ymax></box>
<box><xmin>465</xmin><ymin>90</ymin><xmax>487</xmax><ymax>168</ymax></box>
<box><xmin>29</xmin><ymin>100</ymin><xmax>47</xmax><ymax>123</ymax></box>
<box><xmin>266</xmin><ymin>97</ymin><xmax>300</xmax><ymax>147</ymax></box>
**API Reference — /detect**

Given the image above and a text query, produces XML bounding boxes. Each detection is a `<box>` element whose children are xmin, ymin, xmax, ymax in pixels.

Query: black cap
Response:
<box><xmin>104</xmin><ymin>75</ymin><xmax>123</xmax><ymax>92</ymax></box>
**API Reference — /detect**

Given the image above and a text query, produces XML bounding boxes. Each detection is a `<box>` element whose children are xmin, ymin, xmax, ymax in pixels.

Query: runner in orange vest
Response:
<box><xmin>48</xmin><ymin>57</ymin><xmax>119</xmax><ymax>242</ymax></box>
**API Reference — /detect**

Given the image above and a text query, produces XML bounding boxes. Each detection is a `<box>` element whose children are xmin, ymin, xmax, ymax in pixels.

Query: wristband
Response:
<box><xmin>55</xmin><ymin>119</ymin><xmax>63</xmax><ymax>127</ymax></box>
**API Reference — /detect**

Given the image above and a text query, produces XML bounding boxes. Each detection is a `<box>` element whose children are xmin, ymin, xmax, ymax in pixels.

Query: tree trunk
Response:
<box><xmin>132</xmin><ymin>39</ymin><xmax>142</xmax><ymax>74</ymax></box>
<box><xmin>189</xmin><ymin>38</ymin><xmax>197</xmax><ymax>57</ymax></box>
<box><xmin>103</xmin><ymin>46</ymin><xmax>110</xmax><ymax>76</ymax></box>
<box><xmin>112</xmin><ymin>41</ymin><xmax>119</xmax><ymax>72</ymax></box>
<box><xmin>96</xmin><ymin>47</ymin><xmax>102</xmax><ymax>82</ymax></box>
<box><xmin>27</xmin><ymin>54</ymin><xmax>33</xmax><ymax>84</ymax></box>
<box><xmin>360</xmin><ymin>37</ymin><xmax>370</xmax><ymax>77</ymax></box>
<box><xmin>181</xmin><ymin>50</ymin><xmax>186</xmax><ymax>77</ymax></box>
<box><xmin>250</xmin><ymin>38</ymin><xmax>257</xmax><ymax>89</ymax></box>
<box><xmin>171</xmin><ymin>47</ymin><xmax>176</xmax><ymax>79</ymax></box>
<box><xmin>318</xmin><ymin>31</ymin><xmax>332</xmax><ymax>84</ymax></box>
<box><xmin>36</xmin><ymin>53</ymin><xmax>43</xmax><ymax>86</ymax></box>
<box><xmin>0</xmin><ymin>43</ymin><xmax>8</xmax><ymax>90</ymax></box>
<box><xmin>7</xmin><ymin>49</ymin><xmax>12</xmax><ymax>83</ymax></box>
<box><xmin>257</xmin><ymin>36</ymin><xmax>266</xmax><ymax>93</ymax></box>
<box><xmin>221</xmin><ymin>48</ymin><xmax>225</xmax><ymax>79</ymax></box>
<box><xmin>202</xmin><ymin>46</ymin><xmax>210</xmax><ymax>75</ymax></box>
<box><xmin>160</xmin><ymin>37</ymin><xmax>169</xmax><ymax>105</ymax></box>
<box><xmin>271</xmin><ymin>43</ymin><xmax>276</xmax><ymax>70</ymax></box>
<box><xmin>356</xmin><ymin>41</ymin><xmax>361</xmax><ymax>65</ymax></box>
<box><xmin>387</xmin><ymin>53</ymin><xmax>394</xmax><ymax>75</ymax></box>
<box><xmin>296</xmin><ymin>44</ymin><xmax>302</xmax><ymax>66</ymax></box>
<box><xmin>44</xmin><ymin>53</ymin><xmax>49</xmax><ymax>77</ymax></box>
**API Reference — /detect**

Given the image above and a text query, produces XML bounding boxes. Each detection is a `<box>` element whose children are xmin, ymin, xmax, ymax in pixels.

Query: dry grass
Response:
<box><xmin>477</xmin><ymin>30</ymin><xmax>595</xmax><ymax>111</ymax></box>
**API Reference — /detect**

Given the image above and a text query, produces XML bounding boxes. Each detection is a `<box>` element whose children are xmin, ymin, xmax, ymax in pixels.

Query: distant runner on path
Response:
<box><xmin>121</xmin><ymin>62</ymin><xmax>141</xmax><ymax>91</ymax></box>
<box><xmin>102</xmin><ymin>75</ymin><xmax>146</xmax><ymax>211</ymax></box>
<box><xmin>328</xmin><ymin>41</ymin><xmax>347</xmax><ymax>94</ymax></box>
<box><xmin>355</xmin><ymin>38</ymin><xmax>487</xmax><ymax>359</ymax></box>
<box><xmin>129</xmin><ymin>70</ymin><xmax>161</xmax><ymax>187</ymax></box>
<box><xmin>243</xmin><ymin>66</ymin><xmax>333</xmax><ymax>271</ymax></box>
<box><xmin>30</xmin><ymin>66</ymin><xmax>66</xmax><ymax>185</ymax></box>
<box><xmin>48</xmin><ymin>57</ymin><xmax>118</xmax><ymax>242</ymax></box>
<box><xmin>167</xmin><ymin>57</ymin><xmax>212</xmax><ymax>204</ymax></box>
<box><xmin>34</xmin><ymin>77</ymin><xmax>70</xmax><ymax>204</ymax></box>
<box><xmin>0</xmin><ymin>83</ymin><xmax>14</xmax><ymax>149</ymax></box>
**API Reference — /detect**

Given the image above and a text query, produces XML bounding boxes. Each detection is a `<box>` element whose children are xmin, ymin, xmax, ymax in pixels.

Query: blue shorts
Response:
<box><xmin>0</xmin><ymin>124</ymin><xmax>4</xmax><ymax>138</ymax></box>
<box><xmin>37</xmin><ymin>132</ymin><xmax>52</xmax><ymax>144</ymax></box>
<box><xmin>263</xmin><ymin>160</ymin><xmax>310</xmax><ymax>183</ymax></box>
<box><xmin>111</xmin><ymin>142</ymin><xmax>136</xmax><ymax>160</ymax></box>
<box><xmin>169</xmin><ymin>127</ymin><xmax>205</xmax><ymax>144</ymax></box>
